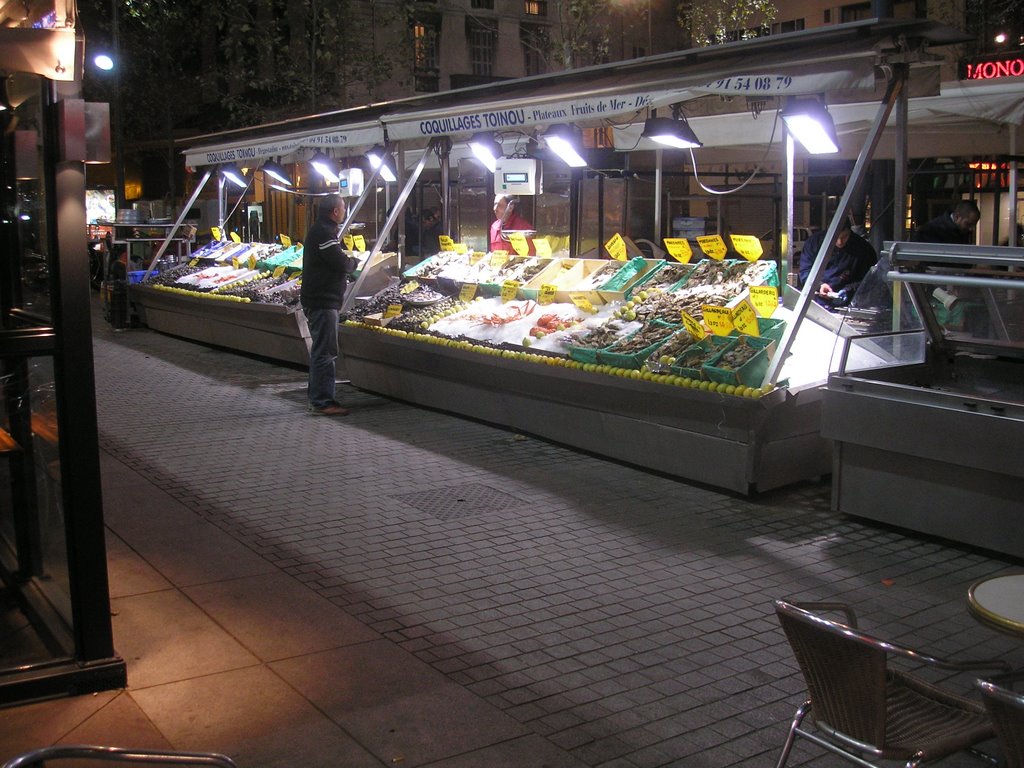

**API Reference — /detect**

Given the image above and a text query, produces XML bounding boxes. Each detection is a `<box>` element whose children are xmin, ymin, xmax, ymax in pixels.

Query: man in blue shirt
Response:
<box><xmin>798</xmin><ymin>221</ymin><xmax>877</xmax><ymax>308</ymax></box>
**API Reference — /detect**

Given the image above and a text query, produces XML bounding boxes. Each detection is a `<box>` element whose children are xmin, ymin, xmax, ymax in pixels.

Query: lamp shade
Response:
<box><xmin>310</xmin><ymin>151</ymin><xmax>340</xmax><ymax>183</ymax></box>
<box><xmin>221</xmin><ymin>163</ymin><xmax>247</xmax><ymax>188</ymax></box>
<box><xmin>780</xmin><ymin>100</ymin><xmax>839</xmax><ymax>155</ymax></box>
<box><xmin>542</xmin><ymin>124</ymin><xmax>587</xmax><ymax>168</ymax></box>
<box><xmin>367</xmin><ymin>145</ymin><xmax>397</xmax><ymax>182</ymax></box>
<box><xmin>469</xmin><ymin>132</ymin><xmax>502</xmax><ymax>172</ymax></box>
<box><xmin>641</xmin><ymin>117</ymin><xmax>702</xmax><ymax>149</ymax></box>
<box><xmin>261</xmin><ymin>160</ymin><xmax>292</xmax><ymax>187</ymax></box>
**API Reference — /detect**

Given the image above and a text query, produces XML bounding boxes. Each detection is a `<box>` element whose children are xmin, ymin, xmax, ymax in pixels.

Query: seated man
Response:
<box><xmin>798</xmin><ymin>221</ymin><xmax>877</xmax><ymax>308</ymax></box>
<box><xmin>913</xmin><ymin>200</ymin><xmax>980</xmax><ymax>245</ymax></box>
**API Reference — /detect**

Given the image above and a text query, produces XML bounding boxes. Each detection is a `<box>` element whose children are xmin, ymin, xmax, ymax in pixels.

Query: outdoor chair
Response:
<box><xmin>1</xmin><ymin>745</ymin><xmax>237</xmax><ymax>768</ymax></box>
<box><xmin>773</xmin><ymin>599</ymin><xmax>1011</xmax><ymax>768</ymax></box>
<box><xmin>977</xmin><ymin>678</ymin><xmax>1024</xmax><ymax>768</ymax></box>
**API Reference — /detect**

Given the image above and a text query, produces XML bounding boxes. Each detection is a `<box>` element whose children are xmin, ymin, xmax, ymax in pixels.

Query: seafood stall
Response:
<box><xmin>823</xmin><ymin>242</ymin><xmax>1024</xmax><ymax>558</ymax></box>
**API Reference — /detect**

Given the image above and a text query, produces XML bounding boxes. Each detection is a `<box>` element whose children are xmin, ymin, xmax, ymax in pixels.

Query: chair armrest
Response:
<box><xmin>788</xmin><ymin>601</ymin><xmax>858</xmax><ymax>628</ymax></box>
<box><xmin>880</xmin><ymin>638</ymin><xmax>1012</xmax><ymax>673</ymax></box>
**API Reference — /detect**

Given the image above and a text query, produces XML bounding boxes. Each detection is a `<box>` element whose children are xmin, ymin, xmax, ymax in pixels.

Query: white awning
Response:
<box><xmin>184</xmin><ymin>122</ymin><xmax>384</xmax><ymax>168</ymax></box>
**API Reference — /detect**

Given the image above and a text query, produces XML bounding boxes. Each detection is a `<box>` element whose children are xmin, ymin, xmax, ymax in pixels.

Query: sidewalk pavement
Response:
<box><xmin>1</xmin><ymin>301</ymin><xmax>1022</xmax><ymax>768</ymax></box>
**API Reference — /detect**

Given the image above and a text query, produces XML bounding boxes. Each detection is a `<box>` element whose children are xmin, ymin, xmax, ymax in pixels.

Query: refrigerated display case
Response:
<box><xmin>823</xmin><ymin>242</ymin><xmax>1024</xmax><ymax>558</ymax></box>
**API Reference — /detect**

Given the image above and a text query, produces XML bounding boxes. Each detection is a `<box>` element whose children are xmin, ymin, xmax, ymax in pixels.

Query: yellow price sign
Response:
<box><xmin>353</xmin><ymin>234</ymin><xmax>366</xmax><ymax>252</ymax></box>
<box><xmin>663</xmin><ymin>238</ymin><xmax>693</xmax><ymax>263</ymax></box>
<box><xmin>702</xmin><ymin>305</ymin><xmax>734</xmax><ymax>335</ymax></box>
<box><xmin>490</xmin><ymin>253</ymin><xmax>509</xmax><ymax>269</ymax></box>
<box><xmin>749</xmin><ymin>285</ymin><xmax>779</xmax><ymax>317</ymax></box>
<box><xmin>605</xmin><ymin>232</ymin><xmax>628</xmax><ymax>261</ymax></box>
<box><xmin>501</xmin><ymin>280</ymin><xmax>521</xmax><ymax>302</ymax></box>
<box><xmin>730</xmin><ymin>234</ymin><xmax>763</xmax><ymax>261</ymax></box>
<box><xmin>730</xmin><ymin>299</ymin><xmax>760</xmax><ymax>336</ymax></box>
<box><xmin>399</xmin><ymin>280</ymin><xmax>420</xmax><ymax>295</ymax></box>
<box><xmin>229</xmin><ymin>231</ymin><xmax>242</xmax><ymax>243</ymax></box>
<box><xmin>211</xmin><ymin>226</ymin><xmax>223</xmax><ymax>241</ymax></box>
<box><xmin>537</xmin><ymin>284</ymin><xmax>558</xmax><ymax>305</ymax></box>
<box><xmin>454</xmin><ymin>242</ymin><xmax>468</xmax><ymax>254</ymax></box>
<box><xmin>189</xmin><ymin>258</ymin><xmax>199</xmax><ymax>267</ymax></box>
<box><xmin>458</xmin><ymin>283</ymin><xmax>478</xmax><ymax>302</ymax></box>
<box><xmin>569</xmin><ymin>293</ymin><xmax>596</xmax><ymax>313</ymax></box>
<box><xmin>680</xmin><ymin>311</ymin><xmax>707</xmax><ymax>340</ymax></box>
<box><xmin>508</xmin><ymin>232</ymin><xmax>530</xmax><ymax>257</ymax></box>
<box><xmin>384</xmin><ymin>304</ymin><xmax>404</xmax><ymax>319</ymax></box>
<box><xmin>231</xmin><ymin>257</ymin><xmax>239</xmax><ymax>269</ymax></box>
<box><xmin>696</xmin><ymin>235</ymin><xmax>728</xmax><ymax>261</ymax></box>
<box><xmin>247</xmin><ymin>254</ymin><xmax>257</xmax><ymax>270</ymax></box>
<box><xmin>534</xmin><ymin>238</ymin><xmax>552</xmax><ymax>258</ymax></box>
<box><xmin>438</xmin><ymin>235</ymin><xmax>456</xmax><ymax>252</ymax></box>
<box><xmin>469</xmin><ymin>251</ymin><xmax>487</xmax><ymax>265</ymax></box>
<box><xmin>273</xmin><ymin>266</ymin><xmax>286</xmax><ymax>278</ymax></box>
<box><xmin>279</xmin><ymin>234</ymin><xmax>292</xmax><ymax>247</ymax></box>
<box><xmin>343</xmin><ymin>234</ymin><xmax>354</xmax><ymax>250</ymax></box>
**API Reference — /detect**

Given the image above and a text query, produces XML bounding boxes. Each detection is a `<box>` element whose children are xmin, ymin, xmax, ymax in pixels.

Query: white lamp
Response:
<box><xmin>780</xmin><ymin>100</ymin><xmax>839</xmax><ymax>155</ymax></box>
<box><xmin>641</xmin><ymin>116</ymin><xmax>702</xmax><ymax>149</ymax></box>
<box><xmin>542</xmin><ymin>124</ymin><xmax>587</xmax><ymax>168</ymax></box>
<box><xmin>310</xmin><ymin>151</ymin><xmax>340</xmax><ymax>183</ymax></box>
<box><xmin>220</xmin><ymin>163</ymin><xmax>247</xmax><ymax>188</ymax></box>
<box><xmin>469</xmin><ymin>132</ymin><xmax>502</xmax><ymax>172</ymax></box>
<box><xmin>366</xmin><ymin>145</ymin><xmax>397</xmax><ymax>183</ymax></box>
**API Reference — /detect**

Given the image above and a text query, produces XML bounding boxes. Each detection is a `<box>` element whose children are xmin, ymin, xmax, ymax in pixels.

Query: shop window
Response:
<box><xmin>524</xmin><ymin>0</ymin><xmax>547</xmax><ymax>16</ymax></box>
<box><xmin>467</xmin><ymin>19</ymin><xmax>496</xmax><ymax>77</ymax></box>
<box><xmin>770</xmin><ymin>18</ymin><xmax>805</xmax><ymax>34</ymax></box>
<box><xmin>520</xmin><ymin>23</ymin><xmax>549</xmax><ymax>76</ymax></box>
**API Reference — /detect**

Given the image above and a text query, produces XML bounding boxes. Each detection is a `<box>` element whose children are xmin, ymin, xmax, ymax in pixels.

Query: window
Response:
<box><xmin>471</xmin><ymin>0</ymin><xmax>494</xmax><ymax>8</ymax></box>
<box><xmin>840</xmin><ymin>2</ymin><xmax>872</xmax><ymax>22</ymax></box>
<box><xmin>413</xmin><ymin>20</ymin><xmax>440</xmax><ymax>92</ymax></box>
<box><xmin>467</xmin><ymin>19</ymin><xmax>496</xmax><ymax>77</ymax></box>
<box><xmin>632</xmin><ymin>44</ymin><xmax>647</xmax><ymax>58</ymax></box>
<box><xmin>520</xmin><ymin>23</ymin><xmax>549</xmax><ymax>76</ymax></box>
<box><xmin>823</xmin><ymin>9</ymin><xmax>831</xmax><ymax>23</ymax></box>
<box><xmin>524</xmin><ymin>0</ymin><xmax>547</xmax><ymax>15</ymax></box>
<box><xmin>770</xmin><ymin>18</ymin><xmax>805</xmax><ymax>34</ymax></box>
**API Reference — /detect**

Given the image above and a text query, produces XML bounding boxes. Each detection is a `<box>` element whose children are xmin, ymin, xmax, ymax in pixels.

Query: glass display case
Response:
<box><xmin>823</xmin><ymin>242</ymin><xmax>1024</xmax><ymax>558</ymax></box>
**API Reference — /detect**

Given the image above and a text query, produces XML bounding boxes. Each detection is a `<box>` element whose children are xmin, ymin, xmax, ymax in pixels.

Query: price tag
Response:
<box><xmin>680</xmin><ymin>311</ymin><xmax>707</xmax><ymax>340</ymax></box>
<box><xmin>469</xmin><ymin>251</ymin><xmax>487</xmax><ymax>265</ymax></box>
<box><xmin>229</xmin><ymin>231</ymin><xmax>242</xmax><ymax>243</ymax></box>
<box><xmin>273</xmin><ymin>265</ymin><xmax>286</xmax><ymax>278</ymax></box>
<box><xmin>605</xmin><ymin>232</ymin><xmax>627</xmax><ymax>261</ymax></box>
<box><xmin>247</xmin><ymin>255</ymin><xmax>257</xmax><ymax>270</ymax></box>
<box><xmin>343</xmin><ymin>234</ymin><xmax>354</xmax><ymax>250</ymax></box>
<box><xmin>384</xmin><ymin>304</ymin><xmax>404</xmax><ymax>319</ymax></box>
<box><xmin>459</xmin><ymin>283</ymin><xmax>477</xmax><ymax>302</ymax></box>
<box><xmin>231</xmin><ymin>257</ymin><xmax>239</xmax><ymax>269</ymax></box>
<box><xmin>703</xmin><ymin>305</ymin><xmax>734</xmax><ymax>335</ymax></box>
<box><xmin>663</xmin><ymin>238</ymin><xmax>693</xmax><ymax>263</ymax></box>
<box><xmin>730</xmin><ymin>234</ymin><xmax>764</xmax><ymax>261</ymax></box>
<box><xmin>730</xmin><ymin>299</ymin><xmax>760</xmax><ymax>336</ymax></box>
<box><xmin>353</xmin><ymin>234</ymin><xmax>366</xmax><ymax>252</ymax></box>
<box><xmin>508</xmin><ymin>232</ymin><xmax>530</xmax><ymax>257</ymax></box>
<box><xmin>749</xmin><ymin>285</ymin><xmax>779</xmax><ymax>317</ymax></box>
<box><xmin>501</xmin><ymin>280</ymin><xmax>521</xmax><ymax>302</ymax></box>
<box><xmin>569</xmin><ymin>293</ymin><xmax>596</xmax><ymax>313</ymax></box>
<box><xmin>211</xmin><ymin>226</ymin><xmax>222</xmax><ymax>241</ymax></box>
<box><xmin>438</xmin><ymin>235</ymin><xmax>456</xmax><ymax>252</ymax></box>
<box><xmin>454</xmin><ymin>242</ymin><xmax>468</xmax><ymax>254</ymax></box>
<box><xmin>280</xmin><ymin>234</ymin><xmax>292</xmax><ymax>247</ymax></box>
<box><xmin>189</xmin><ymin>258</ymin><xmax>199</xmax><ymax>267</ymax></box>
<box><xmin>490</xmin><ymin>253</ymin><xmax>509</xmax><ymax>269</ymax></box>
<box><xmin>696</xmin><ymin>235</ymin><xmax>728</xmax><ymax>260</ymax></box>
<box><xmin>399</xmin><ymin>280</ymin><xmax>420</xmax><ymax>295</ymax></box>
<box><xmin>534</xmin><ymin>238</ymin><xmax>552</xmax><ymax>258</ymax></box>
<box><xmin>538</xmin><ymin>284</ymin><xmax>558</xmax><ymax>305</ymax></box>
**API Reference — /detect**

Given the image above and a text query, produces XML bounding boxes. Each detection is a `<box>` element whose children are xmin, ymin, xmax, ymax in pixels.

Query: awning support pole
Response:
<box><xmin>784</xmin><ymin>133</ymin><xmax>795</xmax><ymax>283</ymax></box>
<box><xmin>142</xmin><ymin>166</ymin><xmax>213</xmax><ymax>279</ymax></box>
<box><xmin>765</xmin><ymin>69</ymin><xmax>906</xmax><ymax>386</ymax></box>
<box><xmin>653</xmin><ymin>148</ymin><xmax>663</xmax><ymax>242</ymax></box>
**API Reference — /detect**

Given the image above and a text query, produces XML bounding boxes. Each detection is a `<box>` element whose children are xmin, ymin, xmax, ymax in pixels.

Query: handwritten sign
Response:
<box><xmin>702</xmin><ymin>305</ymin><xmax>734</xmax><ymax>335</ymax></box>
<box><xmin>534</xmin><ymin>238</ymin><xmax>552</xmax><ymax>258</ymax></box>
<box><xmin>459</xmin><ymin>283</ymin><xmax>477</xmax><ymax>302</ymax></box>
<box><xmin>384</xmin><ymin>304</ymin><xmax>404</xmax><ymax>319</ymax></box>
<box><xmin>538</xmin><ymin>284</ymin><xmax>557</xmax><ymax>305</ymax></box>
<box><xmin>501</xmin><ymin>280</ymin><xmax>521</xmax><ymax>302</ymax></box>
<box><xmin>273</xmin><ymin>266</ymin><xmax>286</xmax><ymax>278</ymax></box>
<box><xmin>749</xmin><ymin>285</ymin><xmax>779</xmax><ymax>317</ymax></box>
<box><xmin>211</xmin><ymin>226</ymin><xmax>222</xmax><ymax>241</ymax></box>
<box><xmin>352</xmin><ymin>234</ymin><xmax>366</xmax><ymax>252</ymax></box>
<box><xmin>605</xmin><ymin>232</ymin><xmax>627</xmax><ymax>261</ymax></box>
<box><xmin>279</xmin><ymin>234</ymin><xmax>292</xmax><ymax>247</ymax></box>
<box><xmin>247</xmin><ymin>255</ymin><xmax>257</xmax><ymax>270</ymax></box>
<box><xmin>663</xmin><ymin>238</ymin><xmax>693</xmax><ymax>263</ymax></box>
<box><xmin>508</xmin><ymin>232</ymin><xmax>530</xmax><ymax>257</ymax></box>
<box><xmin>438</xmin><ymin>235</ymin><xmax>456</xmax><ymax>252</ymax></box>
<box><xmin>469</xmin><ymin>251</ymin><xmax>487</xmax><ymax>265</ymax></box>
<box><xmin>231</xmin><ymin>257</ymin><xmax>239</xmax><ymax>269</ymax></box>
<box><xmin>343</xmin><ymin>234</ymin><xmax>354</xmax><ymax>250</ymax></box>
<box><xmin>229</xmin><ymin>231</ymin><xmax>241</xmax><ymax>243</ymax></box>
<box><xmin>399</xmin><ymin>280</ymin><xmax>420</xmax><ymax>295</ymax></box>
<box><xmin>454</xmin><ymin>242</ymin><xmax>468</xmax><ymax>254</ymax></box>
<box><xmin>680</xmin><ymin>311</ymin><xmax>707</xmax><ymax>340</ymax></box>
<box><xmin>730</xmin><ymin>299</ymin><xmax>760</xmax><ymax>336</ymax></box>
<box><xmin>696</xmin><ymin>235</ymin><xmax>728</xmax><ymax>260</ymax></box>
<box><xmin>490</xmin><ymin>253</ymin><xmax>509</xmax><ymax>269</ymax></box>
<box><xmin>730</xmin><ymin>234</ymin><xmax>763</xmax><ymax>261</ymax></box>
<box><xmin>189</xmin><ymin>258</ymin><xmax>199</xmax><ymax>267</ymax></box>
<box><xmin>569</xmin><ymin>293</ymin><xmax>596</xmax><ymax>313</ymax></box>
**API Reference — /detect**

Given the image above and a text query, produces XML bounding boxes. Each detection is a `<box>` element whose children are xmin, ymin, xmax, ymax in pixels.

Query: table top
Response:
<box><xmin>968</xmin><ymin>574</ymin><xmax>1024</xmax><ymax>636</ymax></box>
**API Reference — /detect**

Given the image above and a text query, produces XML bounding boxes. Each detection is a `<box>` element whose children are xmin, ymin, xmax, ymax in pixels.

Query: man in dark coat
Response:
<box><xmin>798</xmin><ymin>220</ymin><xmax>877</xmax><ymax>308</ymax></box>
<box><xmin>913</xmin><ymin>200</ymin><xmax>980</xmax><ymax>245</ymax></box>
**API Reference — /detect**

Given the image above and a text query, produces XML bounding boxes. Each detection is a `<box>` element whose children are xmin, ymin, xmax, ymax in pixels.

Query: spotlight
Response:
<box><xmin>366</xmin><ymin>145</ymin><xmax>397</xmax><ymax>183</ymax></box>
<box><xmin>94</xmin><ymin>53</ymin><xmax>114</xmax><ymax>71</ymax></box>
<box><xmin>261</xmin><ymin>160</ymin><xmax>292</xmax><ymax>187</ymax></box>
<box><xmin>310</xmin><ymin>151</ymin><xmax>340</xmax><ymax>183</ymax></box>
<box><xmin>220</xmin><ymin>163</ymin><xmax>248</xmax><ymax>188</ymax></box>
<box><xmin>542</xmin><ymin>124</ymin><xmax>587</xmax><ymax>168</ymax></box>
<box><xmin>641</xmin><ymin>116</ymin><xmax>702</xmax><ymax>149</ymax></box>
<box><xmin>469</xmin><ymin>132</ymin><xmax>502</xmax><ymax>172</ymax></box>
<box><xmin>780</xmin><ymin>99</ymin><xmax>839</xmax><ymax>155</ymax></box>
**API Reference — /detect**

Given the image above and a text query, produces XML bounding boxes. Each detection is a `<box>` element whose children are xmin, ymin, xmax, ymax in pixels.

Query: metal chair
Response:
<box><xmin>1</xmin><ymin>746</ymin><xmax>238</xmax><ymax>768</ymax></box>
<box><xmin>774</xmin><ymin>599</ymin><xmax>1011</xmax><ymax>768</ymax></box>
<box><xmin>977</xmin><ymin>678</ymin><xmax>1024</xmax><ymax>768</ymax></box>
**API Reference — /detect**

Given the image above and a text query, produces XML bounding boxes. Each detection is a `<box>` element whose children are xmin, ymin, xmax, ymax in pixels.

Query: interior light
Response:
<box><xmin>310</xmin><ymin>151</ymin><xmax>340</xmax><ymax>183</ymax></box>
<box><xmin>780</xmin><ymin>99</ymin><xmax>839</xmax><ymax>155</ymax></box>
<box><xmin>994</xmin><ymin>32</ymin><xmax>1007</xmax><ymax>44</ymax></box>
<box><xmin>261</xmin><ymin>160</ymin><xmax>292</xmax><ymax>187</ymax></box>
<box><xmin>469</xmin><ymin>132</ymin><xmax>502</xmax><ymax>172</ymax></box>
<box><xmin>640</xmin><ymin>116</ymin><xmax>702</xmax><ymax>149</ymax></box>
<box><xmin>221</xmin><ymin>163</ymin><xmax>248</xmax><ymax>188</ymax></box>
<box><xmin>367</xmin><ymin>145</ymin><xmax>397</xmax><ymax>183</ymax></box>
<box><xmin>542</xmin><ymin>124</ymin><xmax>587</xmax><ymax>168</ymax></box>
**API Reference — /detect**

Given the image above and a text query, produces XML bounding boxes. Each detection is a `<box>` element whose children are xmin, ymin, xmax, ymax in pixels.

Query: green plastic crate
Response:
<box><xmin>704</xmin><ymin>335</ymin><xmax>776</xmax><ymax>387</ymax></box>
<box><xmin>729</xmin><ymin>316</ymin><xmax>787</xmax><ymax>344</ymax></box>
<box><xmin>598</xmin><ymin>325</ymin><xmax>677</xmax><ymax>369</ymax></box>
<box><xmin>669</xmin><ymin>336</ymin><xmax>733</xmax><ymax>380</ymax></box>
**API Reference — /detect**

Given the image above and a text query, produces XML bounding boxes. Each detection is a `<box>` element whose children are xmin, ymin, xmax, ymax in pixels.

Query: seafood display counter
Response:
<box><xmin>823</xmin><ymin>242</ymin><xmax>1024</xmax><ymax>558</ymax></box>
<box><xmin>339</xmin><ymin>252</ymin><xmax>847</xmax><ymax>494</ymax></box>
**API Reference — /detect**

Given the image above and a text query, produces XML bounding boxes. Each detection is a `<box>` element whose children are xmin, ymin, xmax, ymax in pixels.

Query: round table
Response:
<box><xmin>968</xmin><ymin>574</ymin><xmax>1024</xmax><ymax>637</ymax></box>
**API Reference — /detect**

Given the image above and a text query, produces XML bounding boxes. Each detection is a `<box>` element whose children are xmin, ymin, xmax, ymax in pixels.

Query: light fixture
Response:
<box><xmin>542</xmin><ymin>124</ymin><xmax>587</xmax><ymax>168</ymax></box>
<box><xmin>261</xmin><ymin>160</ymin><xmax>292</xmax><ymax>187</ymax></box>
<box><xmin>469</xmin><ymin>132</ymin><xmax>502</xmax><ymax>172</ymax></box>
<box><xmin>220</xmin><ymin>163</ymin><xmax>248</xmax><ymax>188</ymax></box>
<box><xmin>641</xmin><ymin>116</ymin><xmax>702</xmax><ymax>149</ymax></box>
<box><xmin>367</xmin><ymin>145</ymin><xmax>397</xmax><ymax>183</ymax></box>
<box><xmin>780</xmin><ymin>99</ymin><xmax>839</xmax><ymax>155</ymax></box>
<box><xmin>310</xmin><ymin>151</ymin><xmax>340</xmax><ymax>183</ymax></box>
<box><xmin>94</xmin><ymin>53</ymin><xmax>114</xmax><ymax>71</ymax></box>
<box><xmin>994</xmin><ymin>32</ymin><xmax>1007</xmax><ymax>44</ymax></box>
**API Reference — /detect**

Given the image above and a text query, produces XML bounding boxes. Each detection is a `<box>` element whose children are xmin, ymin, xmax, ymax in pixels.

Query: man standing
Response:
<box><xmin>913</xmin><ymin>200</ymin><xmax>980</xmax><ymax>245</ymax></box>
<box><xmin>798</xmin><ymin>220</ymin><xmax>877</xmax><ymax>308</ymax></box>
<box><xmin>301</xmin><ymin>194</ymin><xmax>354</xmax><ymax>416</ymax></box>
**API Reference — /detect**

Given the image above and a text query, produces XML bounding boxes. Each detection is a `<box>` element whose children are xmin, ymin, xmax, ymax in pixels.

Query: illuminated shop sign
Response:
<box><xmin>962</xmin><ymin>57</ymin><xmax>1024</xmax><ymax>80</ymax></box>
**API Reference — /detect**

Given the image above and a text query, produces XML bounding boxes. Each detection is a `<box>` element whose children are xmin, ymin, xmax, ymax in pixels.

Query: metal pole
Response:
<box><xmin>142</xmin><ymin>167</ymin><xmax>213</xmax><ymax>279</ymax></box>
<box><xmin>784</xmin><ymin>132</ymin><xmax>795</xmax><ymax>283</ymax></box>
<box><xmin>111</xmin><ymin>0</ymin><xmax>124</xmax><ymax>212</ymax></box>
<box><xmin>653</xmin><ymin>147</ymin><xmax>663</xmax><ymax>243</ymax></box>
<box><xmin>1009</xmin><ymin>125</ymin><xmax>1019</xmax><ymax>248</ymax></box>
